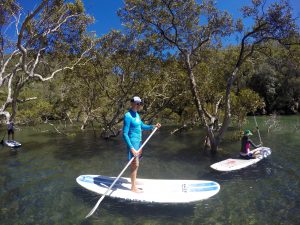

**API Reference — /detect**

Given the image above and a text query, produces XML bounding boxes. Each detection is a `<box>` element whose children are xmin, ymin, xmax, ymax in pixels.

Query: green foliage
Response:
<box><xmin>231</xmin><ymin>89</ymin><xmax>264</xmax><ymax>127</ymax></box>
<box><xmin>15</xmin><ymin>82</ymin><xmax>54</xmax><ymax>124</ymax></box>
<box><xmin>119</xmin><ymin>0</ymin><xmax>233</xmax><ymax>55</ymax></box>
<box><xmin>18</xmin><ymin>100</ymin><xmax>52</xmax><ymax>124</ymax></box>
<box><xmin>248</xmin><ymin>38</ymin><xmax>300</xmax><ymax>114</ymax></box>
<box><xmin>248</xmin><ymin>62</ymin><xmax>278</xmax><ymax>112</ymax></box>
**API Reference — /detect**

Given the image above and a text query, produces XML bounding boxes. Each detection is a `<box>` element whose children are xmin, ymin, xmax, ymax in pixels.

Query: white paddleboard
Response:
<box><xmin>3</xmin><ymin>140</ymin><xmax>22</xmax><ymax>148</ymax></box>
<box><xmin>76</xmin><ymin>175</ymin><xmax>220</xmax><ymax>203</ymax></box>
<box><xmin>210</xmin><ymin>147</ymin><xmax>271</xmax><ymax>172</ymax></box>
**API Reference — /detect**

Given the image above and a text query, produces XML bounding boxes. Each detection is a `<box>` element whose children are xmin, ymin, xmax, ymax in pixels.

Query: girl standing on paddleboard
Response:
<box><xmin>123</xmin><ymin>96</ymin><xmax>161</xmax><ymax>193</ymax></box>
<box><xmin>240</xmin><ymin>129</ymin><xmax>261</xmax><ymax>159</ymax></box>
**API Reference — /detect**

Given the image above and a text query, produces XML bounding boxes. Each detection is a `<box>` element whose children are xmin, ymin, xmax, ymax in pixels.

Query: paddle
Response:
<box><xmin>253</xmin><ymin>112</ymin><xmax>262</xmax><ymax>145</ymax></box>
<box><xmin>85</xmin><ymin>127</ymin><xmax>158</xmax><ymax>218</ymax></box>
<box><xmin>0</xmin><ymin>133</ymin><xmax>6</xmax><ymax>145</ymax></box>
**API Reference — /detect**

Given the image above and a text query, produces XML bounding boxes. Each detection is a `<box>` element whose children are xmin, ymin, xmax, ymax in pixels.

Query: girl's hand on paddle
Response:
<box><xmin>136</xmin><ymin>149</ymin><xmax>142</xmax><ymax>157</ymax></box>
<box><xmin>131</xmin><ymin>148</ymin><xmax>142</xmax><ymax>157</ymax></box>
<box><xmin>130</xmin><ymin>148</ymin><xmax>136</xmax><ymax>156</ymax></box>
<box><xmin>155</xmin><ymin>123</ymin><xmax>161</xmax><ymax>129</ymax></box>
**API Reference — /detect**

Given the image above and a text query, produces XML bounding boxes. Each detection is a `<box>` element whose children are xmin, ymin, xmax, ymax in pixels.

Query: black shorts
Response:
<box><xmin>8</xmin><ymin>129</ymin><xmax>14</xmax><ymax>135</ymax></box>
<box><xmin>240</xmin><ymin>153</ymin><xmax>254</xmax><ymax>160</ymax></box>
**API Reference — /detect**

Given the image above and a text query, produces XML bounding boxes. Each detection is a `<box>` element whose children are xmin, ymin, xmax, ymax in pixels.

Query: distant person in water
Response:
<box><xmin>7</xmin><ymin>119</ymin><xmax>15</xmax><ymax>141</ymax></box>
<box><xmin>123</xmin><ymin>96</ymin><xmax>161</xmax><ymax>193</ymax></box>
<box><xmin>240</xmin><ymin>129</ymin><xmax>261</xmax><ymax>159</ymax></box>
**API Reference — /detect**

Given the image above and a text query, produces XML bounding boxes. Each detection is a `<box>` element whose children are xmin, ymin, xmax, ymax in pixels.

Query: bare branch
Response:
<box><xmin>28</xmin><ymin>40</ymin><xmax>94</xmax><ymax>82</ymax></box>
<box><xmin>0</xmin><ymin>74</ymin><xmax>14</xmax><ymax>113</ymax></box>
<box><xmin>13</xmin><ymin>13</ymin><xmax>21</xmax><ymax>35</ymax></box>
<box><xmin>215</xmin><ymin>96</ymin><xmax>223</xmax><ymax>116</ymax></box>
<box><xmin>16</xmin><ymin>97</ymin><xmax>37</xmax><ymax>103</ymax></box>
<box><xmin>203</xmin><ymin>107</ymin><xmax>213</xmax><ymax>121</ymax></box>
<box><xmin>43</xmin><ymin>14</ymin><xmax>80</xmax><ymax>37</ymax></box>
<box><xmin>47</xmin><ymin>122</ymin><xmax>67</xmax><ymax>135</ymax></box>
<box><xmin>17</xmin><ymin>0</ymin><xmax>48</xmax><ymax>70</ymax></box>
<box><xmin>29</xmin><ymin>47</ymin><xmax>46</xmax><ymax>76</ymax></box>
<box><xmin>0</xmin><ymin>50</ymin><xmax>19</xmax><ymax>80</ymax></box>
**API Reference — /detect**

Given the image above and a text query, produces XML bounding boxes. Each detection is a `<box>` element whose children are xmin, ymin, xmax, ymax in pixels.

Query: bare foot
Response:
<box><xmin>131</xmin><ymin>188</ymin><xmax>144</xmax><ymax>193</ymax></box>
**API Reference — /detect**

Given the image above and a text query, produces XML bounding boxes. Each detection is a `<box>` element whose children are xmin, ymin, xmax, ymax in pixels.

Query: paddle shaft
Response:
<box><xmin>0</xmin><ymin>132</ymin><xmax>6</xmax><ymax>144</ymax></box>
<box><xmin>85</xmin><ymin>127</ymin><xmax>158</xmax><ymax>218</ymax></box>
<box><xmin>253</xmin><ymin>113</ymin><xmax>262</xmax><ymax>144</ymax></box>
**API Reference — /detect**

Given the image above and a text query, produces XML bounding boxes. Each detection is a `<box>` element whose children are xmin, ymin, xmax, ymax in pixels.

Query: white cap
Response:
<box><xmin>131</xmin><ymin>96</ymin><xmax>142</xmax><ymax>103</ymax></box>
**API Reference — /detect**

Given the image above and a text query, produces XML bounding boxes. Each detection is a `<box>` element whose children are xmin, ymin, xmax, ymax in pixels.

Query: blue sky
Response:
<box><xmin>82</xmin><ymin>0</ymin><xmax>300</xmax><ymax>36</ymax></box>
<box><xmin>10</xmin><ymin>0</ymin><xmax>300</xmax><ymax>41</ymax></box>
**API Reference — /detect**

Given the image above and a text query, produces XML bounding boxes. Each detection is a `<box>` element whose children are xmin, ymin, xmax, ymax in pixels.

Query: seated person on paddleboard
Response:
<box><xmin>123</xmin><ymin>96</ymin><xmax>161</xmax><ymax>193</ymax></box>
<box><xmin>240</xmin><ymin>129</ymin><xmax>261</xmax><ymax>159</ymax></box>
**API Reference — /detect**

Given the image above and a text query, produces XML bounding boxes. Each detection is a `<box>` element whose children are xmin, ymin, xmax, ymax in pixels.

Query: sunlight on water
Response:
<box><xmin>0</xmin><ymin>116</ymin><xmax>299</xmax><ymax>224</ymax></box>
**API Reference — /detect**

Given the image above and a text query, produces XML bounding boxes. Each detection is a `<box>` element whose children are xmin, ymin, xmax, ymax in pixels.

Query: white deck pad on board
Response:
<box><xmin>210</xmin><ymin>147</ymin><xmax>271</xmax><ymax>172</ymax></box>
<box><xmin>76</xmin><ymin>175</ymin><xmax>220</xmax><ymax>203</ymax></box>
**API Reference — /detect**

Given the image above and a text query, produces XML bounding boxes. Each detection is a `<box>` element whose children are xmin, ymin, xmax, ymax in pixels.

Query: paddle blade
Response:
<box><xmin>85</xmin><ymin>195</ymin><xmax>105</xmax><ymax>218</ymax></box>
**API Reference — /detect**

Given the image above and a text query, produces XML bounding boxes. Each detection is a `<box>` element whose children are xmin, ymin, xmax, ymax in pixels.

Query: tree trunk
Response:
<box><xmin>185</xmin><ymin>54</ymin><xmax>219</xmax><ymax>152</ymax></box>
<box><xmin>216</xmin><ymin>68</ymin><xmax>239</xmax><ymax>142</ymax></box>
<box><xmin>81</xmin><ymin>114</ymin><xmax>89</xmax><ymax>130</ymax></box>
<box><xmin>11</xmin><ymin>85</ymin><xmax>21</xmax><ymax>121</ymax></box>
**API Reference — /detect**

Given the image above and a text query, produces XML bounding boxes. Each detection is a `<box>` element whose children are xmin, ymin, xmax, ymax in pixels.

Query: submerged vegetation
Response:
<box><xmin>0</xmin><ymin>0</ymin><xmax>299</xmax><ymax>152</ymax></box>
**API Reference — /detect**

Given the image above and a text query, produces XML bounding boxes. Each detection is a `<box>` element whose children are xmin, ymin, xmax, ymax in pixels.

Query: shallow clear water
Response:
<box><xmin>0</xmin><ymin>116</ymin><xmax>299</xmax><ymax>225</ymax></box>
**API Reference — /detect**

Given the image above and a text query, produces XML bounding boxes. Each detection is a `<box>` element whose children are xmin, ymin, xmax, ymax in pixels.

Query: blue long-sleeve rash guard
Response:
<box><xmin>123</xmin><ymin>110</ymin><xmax>154</xmax><ymax>150</ymax></box>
